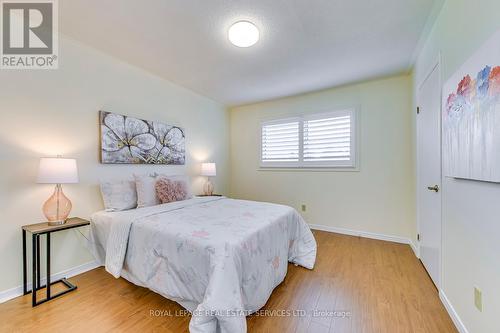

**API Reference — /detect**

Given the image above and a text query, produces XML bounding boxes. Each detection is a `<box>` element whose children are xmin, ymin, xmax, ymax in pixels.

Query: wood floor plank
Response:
<box><xmin>0</xmin><ymin>231</ymin><xmax>457</xmax><ymax>333</ymax></box>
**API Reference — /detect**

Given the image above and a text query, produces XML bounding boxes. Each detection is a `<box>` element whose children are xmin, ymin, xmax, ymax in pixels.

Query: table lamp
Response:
<box><xmin>201</xmin><ymin>162</ymin><xmax>216</xmax><ymax>195</ymax></box>
<box><xmin>37</xmin><ymin>157</ymin><xmax>79</xmax><ymax>225</ymax></box>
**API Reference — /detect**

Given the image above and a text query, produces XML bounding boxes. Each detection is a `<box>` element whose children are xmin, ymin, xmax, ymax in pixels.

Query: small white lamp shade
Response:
<box><xmin>37</xmin><ymin>157</ymin><xmax>79</xmax><ymax>184</ymax></box>
<box><xmin>201</xmin><ymin>163</ymin><xmax>216</xmax><ymax>177</ymax></box>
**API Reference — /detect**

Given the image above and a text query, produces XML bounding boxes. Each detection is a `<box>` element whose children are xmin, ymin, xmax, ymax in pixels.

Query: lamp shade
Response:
<box><xmin>201</xmin><ymin>162</ymin><xmax>216</xmax><ymax>177</ymax></box>
<box><xmin>37</xmin><ymin>157</ymin><xmax>79</xmax><ymax>184</ymax></box>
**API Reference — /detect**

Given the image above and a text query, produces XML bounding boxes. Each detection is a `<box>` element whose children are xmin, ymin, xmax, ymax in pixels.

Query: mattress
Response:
<box><xmin>88</xmin><ymin>197</ymin><xmax>316</xmax><ymax>333</ymax></box>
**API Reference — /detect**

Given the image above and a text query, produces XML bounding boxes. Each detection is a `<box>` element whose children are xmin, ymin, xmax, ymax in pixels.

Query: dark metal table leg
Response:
<box><xmin>22</xmin><ymin>229</ymin><xmax>27</xmax><ymax>295</ymax></box>
<box><xmin>36</xmin><ymin>234</ymin><xmax>40</xmax><ymax>290</ymax></box>
<box><xmin>32</xmin><ymin>234</ymin><xmax>36</xmax><ymax>307</ymax></box>
<box><xmin>46</xmin><ymin>233</ymin><xmax>51</xmax><ymax>299</ymax></box>
<box><xmin>27</xmin><ymin>230</ymin><xmax>78</xmax><ymax>307</ymax></box>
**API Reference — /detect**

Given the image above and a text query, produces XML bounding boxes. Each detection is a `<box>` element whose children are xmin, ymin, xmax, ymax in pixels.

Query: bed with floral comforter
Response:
<box><xmin>89</xmin><ymin>197</ymin><xmax>317</xmax><ymax>333</ymax></box>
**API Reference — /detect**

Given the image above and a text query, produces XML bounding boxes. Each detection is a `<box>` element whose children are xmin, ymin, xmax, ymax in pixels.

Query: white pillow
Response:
<box><xmin>134</xmin><ymin>173</ymin><xmax>161</xmax><ymax>208</ymax></box>
<box><xmin>156</xmin><ymin>174</ymin><xmax>193</xmax><ymax>199</ymax></box>
<box><xmin>100</xmin><ymin>180</ymin><xmax>137</xmax><ymax>211</ymax></box>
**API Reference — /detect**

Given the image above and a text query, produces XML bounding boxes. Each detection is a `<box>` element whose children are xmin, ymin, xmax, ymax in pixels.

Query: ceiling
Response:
<box><xmin>60</xmin><ymin>0</ymin><xmax>438</xmax><ymax>106</ymax></box>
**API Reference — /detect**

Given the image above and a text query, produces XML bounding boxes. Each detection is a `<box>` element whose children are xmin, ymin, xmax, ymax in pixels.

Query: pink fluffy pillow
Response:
<box><xmin>155</xmin><ymin>178</ymin><xmax>189</xmax><ymax>203</ymax></box>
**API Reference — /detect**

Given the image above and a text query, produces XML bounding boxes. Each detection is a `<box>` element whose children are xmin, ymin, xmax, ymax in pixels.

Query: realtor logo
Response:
<box><xmin>1</xmin><ymin>0</ymin><xmax>58</xmax><ymax>69</ymax></box>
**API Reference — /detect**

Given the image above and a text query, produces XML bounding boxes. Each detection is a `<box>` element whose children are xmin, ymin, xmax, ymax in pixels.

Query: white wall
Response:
<box><xmin>229</xmin><ymin>75</ymin><xmax>415</xmax><ymax>241</ymax></box>
<box><xmin>0</xmin><ymin>36</ymin><xmax>229</xmax><ymax>295</ymax></box>
<box><xmin>413</xmin><ymin>1</ymin><xmax>500</xmax><ymax>332</ymax></box>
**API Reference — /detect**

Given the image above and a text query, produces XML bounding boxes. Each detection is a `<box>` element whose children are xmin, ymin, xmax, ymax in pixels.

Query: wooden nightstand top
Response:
<box><xmin>196</xmin><ymin>194</ymin><xmax>223</xmax><ymax>197</ymax></box>
<box><xmin>22</xmin><ymin>217</ymin><xmax>90</xmax><ymax>234</ymax></box>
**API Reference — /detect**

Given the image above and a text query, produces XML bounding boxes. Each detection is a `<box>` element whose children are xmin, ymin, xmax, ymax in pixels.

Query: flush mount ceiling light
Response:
<box><xmin>228</xmin><ymin>21</ymin><xmax>259</xmax><ymax>47</ymax></box>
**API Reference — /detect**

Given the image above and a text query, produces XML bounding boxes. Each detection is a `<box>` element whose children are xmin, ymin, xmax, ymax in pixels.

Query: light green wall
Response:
<box><xmin>413</xmin><ymin>1</ymin><xmax>500</xmax><ymax>332</ymax></box>
<box><xmin>0</xmin><ymin>36</ymin><xmax>229</xmax><ymax>295</ymax></box>
<box><xmin>230</xmin><ymin>75</ymin><xmax>415</xmax><ymax>241</ymax></box>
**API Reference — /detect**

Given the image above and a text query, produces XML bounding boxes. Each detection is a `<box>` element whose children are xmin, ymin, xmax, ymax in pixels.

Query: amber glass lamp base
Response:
<box><xmin>42</xmin><ymin>184</ymin><xmax>72</xmax><ymax>226</ymax></box>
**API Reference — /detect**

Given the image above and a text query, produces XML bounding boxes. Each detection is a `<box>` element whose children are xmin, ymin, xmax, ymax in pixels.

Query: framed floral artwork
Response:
<box><xmin>99</xmin><ymin>111</ymin><xmax>185</xmax><ymax>164</ymax></box>
<box><xmin>443</xmin><ymin>30</ymin><xmax>500</xmax><ymax>182</ymax></box>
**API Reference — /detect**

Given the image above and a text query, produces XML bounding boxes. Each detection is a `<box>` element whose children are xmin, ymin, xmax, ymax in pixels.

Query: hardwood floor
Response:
<box><xmin>0</xmin><ymin>230</ymin><xmax>457</xmax><ymax>333</ymax></box>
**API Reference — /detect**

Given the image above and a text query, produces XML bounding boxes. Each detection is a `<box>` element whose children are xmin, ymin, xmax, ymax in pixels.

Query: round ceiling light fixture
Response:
<box><xmin>228</xmin><ymin>21</ymin><xmax>259</xmax><ymax>47</ymax></box>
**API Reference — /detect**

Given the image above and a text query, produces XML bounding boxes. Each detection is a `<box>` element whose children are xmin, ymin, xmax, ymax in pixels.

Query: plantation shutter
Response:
<box><xmin>260</xmin><ymin>109</ymin><xmax>356</xmax><ymax>168</ymax></box>
<box><xmin>261</xmin><ymin>120</ymin><xmax>300</xmax><ymax>165</ymax></box>
<box><xmin>303</xmin><ymin>111</ymin><xmax>353</xmax><ymax>165</ymax></box>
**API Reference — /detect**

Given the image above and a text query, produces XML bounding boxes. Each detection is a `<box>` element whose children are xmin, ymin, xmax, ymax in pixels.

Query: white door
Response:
<box><xmin>417</xmin><ymin>61</ymin><xmax>442</xmax><ymax>288</ymax></box>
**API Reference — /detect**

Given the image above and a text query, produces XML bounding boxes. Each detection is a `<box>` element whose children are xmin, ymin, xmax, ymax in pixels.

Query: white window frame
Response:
<box><xmin>260</xmin><ymin>108</ymin><xmax>358</xmax><ymax>169</ymax></box>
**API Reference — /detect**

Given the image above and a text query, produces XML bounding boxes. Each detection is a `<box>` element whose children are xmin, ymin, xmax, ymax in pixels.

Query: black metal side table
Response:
<box><xmin>22</xmin><ymin>217</ymin><xmax>90</xmax><ymax>307</ymax></box>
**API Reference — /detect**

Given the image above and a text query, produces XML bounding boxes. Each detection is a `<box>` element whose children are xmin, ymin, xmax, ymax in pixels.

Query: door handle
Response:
<box><xmin>427</xmin><ymin>185</ymin><xmax>439</xmax><ymax>192</ymax></box>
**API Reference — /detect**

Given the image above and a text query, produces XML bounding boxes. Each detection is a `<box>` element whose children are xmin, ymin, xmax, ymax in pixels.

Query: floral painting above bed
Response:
<box><xmin>99</xmin><ymin>111</ymin><xmax>185</xmax><ymax>164</ymax></box>
<box><xmin>443</xmin><ymin>30</ymin><xmax>500</xmax><ymax>182</ymax></box>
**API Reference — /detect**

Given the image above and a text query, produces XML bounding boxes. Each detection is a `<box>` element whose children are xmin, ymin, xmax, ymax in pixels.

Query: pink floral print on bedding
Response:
<box><xmin>155</xmin><ymin>178</ymin><xmax>189</xmax><ymax>203</ymax></box>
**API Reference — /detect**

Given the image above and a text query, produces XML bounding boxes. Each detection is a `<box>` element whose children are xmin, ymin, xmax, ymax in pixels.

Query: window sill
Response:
<box><xmin>258</xmin><ymin>166</ymin><xmax>360</xmax><ymax>172</ymax></box>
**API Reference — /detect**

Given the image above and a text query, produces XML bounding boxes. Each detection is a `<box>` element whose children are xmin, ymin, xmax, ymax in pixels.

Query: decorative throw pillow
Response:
<box><xmin>134</xmin><ymin>174</ymin><xmax>161</xmax><ymax>208</ymax></box>
<box><xmin>156</xmin><ymin>174</ymin><xmax>193</xmax><ymax>199</ymax></box>
<box><xmin>155</xmin><ymin>178</ymin><xmax>189</xmax><ymax>203</ymax></box>
<box><xmin>100</xmin><ymin>180</ymin><xmax>137</xmax><ymax>211</ymax></box>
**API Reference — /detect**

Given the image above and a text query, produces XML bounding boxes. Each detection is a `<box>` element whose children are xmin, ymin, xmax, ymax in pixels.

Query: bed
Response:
<box><xmin>89</xmin><ymin>196</ymin><xmax>317</xmax><ymax>333</ymax></box>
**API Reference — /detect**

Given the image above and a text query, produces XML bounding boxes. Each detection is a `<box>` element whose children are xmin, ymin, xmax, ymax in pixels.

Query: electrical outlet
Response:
<box><xmin>301</xmin><ymin>204</ymin><xmax>306</xmax><ymax>212</ymax></box>
<box><xmin>474</xmin><ymin>287</ymin><xmax>483</xmax><ymax>312</ymax></box>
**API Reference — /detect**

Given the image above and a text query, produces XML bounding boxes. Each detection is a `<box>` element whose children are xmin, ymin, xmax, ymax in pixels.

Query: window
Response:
<box><xmin>260</xmin><ymin>109</ymin><xmax>357</xmax><ymax>168</ymax></box>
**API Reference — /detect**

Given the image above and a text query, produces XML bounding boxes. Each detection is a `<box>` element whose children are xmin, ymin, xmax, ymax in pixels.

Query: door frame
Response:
<box><xmin>416</xmin><ymin>54</ymin><xmax>443</xmax><ymax>289</ymax></box>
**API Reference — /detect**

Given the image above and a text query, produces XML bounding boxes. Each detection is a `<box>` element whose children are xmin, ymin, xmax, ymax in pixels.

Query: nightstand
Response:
<box><xmin>22</xmin><ymin>217</ymin><xmax>90</xmax><ymax>307</ymax></box>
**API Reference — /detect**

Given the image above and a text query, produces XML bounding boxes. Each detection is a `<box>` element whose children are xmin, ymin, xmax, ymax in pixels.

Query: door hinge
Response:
<box><xmin>417</xmin><ymin>106</ymin><xmax>420</xmax><ymax>115</ymax></box>
<box><xmin>417</xmin><ymin>233</ymin><xmax>420</xmax><ymax>241</ymax></box>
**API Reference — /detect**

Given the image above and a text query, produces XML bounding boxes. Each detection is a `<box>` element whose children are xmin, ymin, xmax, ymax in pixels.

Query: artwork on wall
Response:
<box><xmin>443</xmin><ymin>30</ymin><xmax>500</xmax><ymax>182</ymax></box>
<box><xmin>99</xmin><ymin>111</ymin><xmax>185</xmax><ymax>164</ymax></box>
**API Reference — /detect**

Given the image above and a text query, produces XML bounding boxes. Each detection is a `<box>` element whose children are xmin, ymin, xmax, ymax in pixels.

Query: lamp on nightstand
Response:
<box><xmin>37</xmin><ymin>157</ymin><xmax>79</xmax><ymax>226</ymax></box>
<box><xmin>201</xmin><ymin>162</ymin><xmax>216</xmax><ymax>195</ymax></box>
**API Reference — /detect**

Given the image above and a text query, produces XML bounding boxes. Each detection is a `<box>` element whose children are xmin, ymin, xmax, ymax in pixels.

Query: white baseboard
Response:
<box><xmin>439</xmin><ymin>290</ymin><xmax>469</xmax><ymax>333</ymax></box>
<box><xmin>409</xmin><ymin>240</ymin><xmax>420</xmax><ymax>258</ymax></box>
<box><xmin>308</xmin><ymin>223</ymin><xmax>412</xmax><ymax>246</ymax></box>
<box><xmin>0</xmin><ymin>260</ymin><xmax>100</xmax><ymax>304</ymax></box>
<box><xmin>309</xmin><ymin>223</ymin><xmax>421</xmax><ymax>260</ymax></box>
